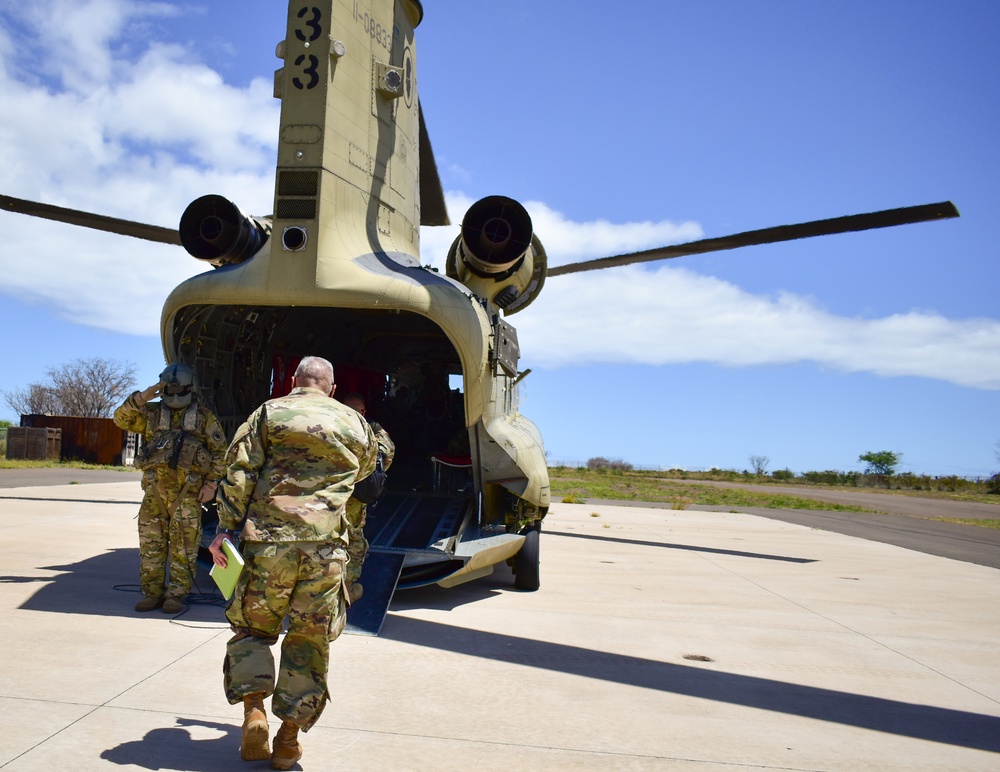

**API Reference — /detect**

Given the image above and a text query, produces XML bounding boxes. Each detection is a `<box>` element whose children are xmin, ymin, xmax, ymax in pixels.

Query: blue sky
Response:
<box><xmin>0</xmin><ymin>0</ymin><xmax>997</xmax><ymax>476</ymax></box>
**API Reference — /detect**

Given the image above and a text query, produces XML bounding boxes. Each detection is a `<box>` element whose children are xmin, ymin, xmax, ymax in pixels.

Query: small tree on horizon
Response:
<box><xmin>587</xmin><ymin>456</ymin><xmax>633</xmax><ymax>471</ymax></box>
<box><xmin>989</xmin><ymin>440</ymin><xmax>1000</xmax><ymax>494</ymax></box>
<box><xmin>859</xmin><ymin>450</ymin><xmax>901</xmax><ymax>480</ymax></box>
<box><xmin>748</xmin><ymin>454</ymin><xmax>770</xmax><ymax>476</ymax></box>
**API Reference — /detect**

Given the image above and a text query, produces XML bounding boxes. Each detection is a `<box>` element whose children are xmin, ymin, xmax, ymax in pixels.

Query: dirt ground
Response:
<box><xmin>673</xmin><ymin>478</ymin><xmax>1000</xmax><ymax>521</ymax></box>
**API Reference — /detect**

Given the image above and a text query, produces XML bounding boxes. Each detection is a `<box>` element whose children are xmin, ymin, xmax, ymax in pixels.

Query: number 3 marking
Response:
<box><xmin>293</xmin><ymin>54</ymin><xmax>320</xmax><ymax>89</ymax></box>
<box><xmin>296</xmin><ymin>7</ymin><xmax>323</xmax><ymax>42</ymax></box>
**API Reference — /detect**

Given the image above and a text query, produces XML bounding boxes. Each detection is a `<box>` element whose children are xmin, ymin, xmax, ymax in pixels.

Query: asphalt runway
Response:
<box><xmin>0</xmin><ymin>467</ymin><xmax>141</xmax><ymax>488</ymax></box>
<box><xmin>677</xmin><ymin>478</ymin><xmax>1000</xmax><ymax>520</ymax></box>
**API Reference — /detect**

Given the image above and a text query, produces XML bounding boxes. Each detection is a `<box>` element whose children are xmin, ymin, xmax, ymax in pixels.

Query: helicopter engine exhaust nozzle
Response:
<box><xmin>446</xmin><ymin>195</ymin><xmax>548</xmax><ymax>314</ymax></box>
<box><xmin>458</xmin><ymin>195</ymin><xmax>533</xmax><ymax>276</ymax></box>
<box><xmin>179</xmin><ymin>194</ymin><xmax>270</xmax><ymax>267</ymax></box>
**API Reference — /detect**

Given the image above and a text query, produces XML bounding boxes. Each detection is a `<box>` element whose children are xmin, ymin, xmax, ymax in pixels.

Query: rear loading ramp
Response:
<box><xmin>344</xmin><ymin>491</ymin><xmax>467</xmax><ymax>636</ymax></box>
<box><xmin>364</xmin><ymin>491</ymin><xmax>476</xmax><ymax>589</ymax></box>
<box><xmin>344</xmin><ymin>551</ymin><xmax>404</xmax><ymax>636</ymax></box>
<box><xmin>343</xmin><ymin>491</ymin><xmax>525</xmax><ymax>635</ymax></box>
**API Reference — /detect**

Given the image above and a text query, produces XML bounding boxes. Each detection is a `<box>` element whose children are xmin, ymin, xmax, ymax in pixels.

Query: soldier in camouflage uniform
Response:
<box><xmin>209</xmin><ymin>356</ymin><xmax>376</xmax><ymax>769</ymax></box>
<box><xmin>113</xmin><ymin>362</ymin><xmax>227</xmax><ymax>615</ymax></box>
<box><xmin>339</xmin><ymin>393</ymin><xmax>395</xmax><ymax>604</ymax></box>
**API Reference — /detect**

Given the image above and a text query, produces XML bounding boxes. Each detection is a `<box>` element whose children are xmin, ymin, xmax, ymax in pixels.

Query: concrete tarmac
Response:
<box><xmin>1</xmin><ymin>479</ymin><xmax>998</xmax><ymax>771</ymax></box>
<box><xmin>585</xmin><ymin>499</ymin><xmax>1000</xmax><ymax>571</ymax></box>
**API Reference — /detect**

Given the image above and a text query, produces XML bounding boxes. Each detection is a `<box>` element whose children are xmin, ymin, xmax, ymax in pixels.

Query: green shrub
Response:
<box><xmin>586</xmin><ymin>456</ymin><xmax>633</xmax><ymax>471</ymax></box>
<box><xmin>802</xmin><ymin>470</ymin><xmax>843</xmax><ymax>485</ymax></box>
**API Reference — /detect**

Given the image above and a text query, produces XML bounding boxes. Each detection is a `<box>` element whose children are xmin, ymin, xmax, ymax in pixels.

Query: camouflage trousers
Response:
<box><xmin>224</xmin><ymin>541</ymin><xmax>348</xmax><ymax>731</ymax></box>
<box><xmin>344</xmin><ymin>498</ymin><xmax>368</xmax><ymax>585</ymax></box>
<box><xmin>136</xmin><ymin>487</ymin><xmax>202</xmax><ymax>600</ymax></box>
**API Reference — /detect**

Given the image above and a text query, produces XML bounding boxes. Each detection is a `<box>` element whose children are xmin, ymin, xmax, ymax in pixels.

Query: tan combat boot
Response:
<box><xmin>161</xmin><ymin>596</ymin><xmax>185</xmax><ymax>614</ymax></box>
<box><xmin>240</xmin><ymin>693</ymin><xmax>270</xmax><ymax>761</ymax></box>
<box><xmin>134</xmin><ymin>595</ymin><xmax>162</xmax><ymax>612</ymax></box>
<box><xmin>270</xmin><ymin>719</ymin><xmax>302</xmax><ymax>770</ymax></box>
<box><xmin>348</xmin><ymin>581</ymin><xmax>364</xmax><ymax>604</ymax></box>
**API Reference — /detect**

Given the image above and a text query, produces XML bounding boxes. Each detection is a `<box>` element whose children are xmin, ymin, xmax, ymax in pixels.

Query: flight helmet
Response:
<box><xmin>159</xmin><ymin>362</ymin><xmax>195</xmax><ymax>409</ymax></box>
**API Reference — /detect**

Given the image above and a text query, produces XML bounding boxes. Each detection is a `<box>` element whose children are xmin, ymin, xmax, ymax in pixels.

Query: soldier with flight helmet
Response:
<box><xmin>114</xmin><ymin>362</ymin><xmax>228</xmax><ymax>614</ymax></box>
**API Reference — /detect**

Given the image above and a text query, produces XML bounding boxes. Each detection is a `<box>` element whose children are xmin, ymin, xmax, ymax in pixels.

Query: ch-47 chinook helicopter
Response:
<box><xmin>1</xmin><ymin>0</ymin><xmax>958</xmax><ymax>634</ymax></box>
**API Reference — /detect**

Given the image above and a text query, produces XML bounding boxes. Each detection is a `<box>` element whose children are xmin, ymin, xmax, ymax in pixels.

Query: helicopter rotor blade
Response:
<box><xmin>547</xmin><ymin>201</ymin><xmax>959</xmax><ymax>277</ymax></box>
<box><xmin>418</xmin><ymin>102</ymin><xmax>450</xmax><ymax>226</ymax></box>
<box><xmin>1</xmin><ymin>193</ymin><xmax>181</xmax><ymax>246</ymax></box>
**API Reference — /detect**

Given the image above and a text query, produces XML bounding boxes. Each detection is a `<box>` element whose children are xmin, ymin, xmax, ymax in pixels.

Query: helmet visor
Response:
<box><xmin>163</xmin><ymin>384</ymin><xmax>192</xmax><ymax>397</ymax></box>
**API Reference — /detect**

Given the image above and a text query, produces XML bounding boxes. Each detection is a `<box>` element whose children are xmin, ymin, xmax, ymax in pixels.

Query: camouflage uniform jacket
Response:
<box><xmin>346</xmin><ymin>422</ymin><xmax>395</xmax><ymax>512</ymax></box>
<box><xmin>113</xmin><ymin>393</ymin><xmax>228</xmax><ymax>484</ymax></box>
<box><xmin>371</xmin><ymin>422</ymin><xmax>396</xmax><ymax>471</ymax></box>
<box><xmin>217</xmin><ymin>386</ymin><xmax>377</xmax><ymax>544</ymax></box>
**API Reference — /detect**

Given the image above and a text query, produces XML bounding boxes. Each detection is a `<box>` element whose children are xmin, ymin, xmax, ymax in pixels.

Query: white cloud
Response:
<box><xmin>513</xmin><ymin>264</ymin><xmax>1000</xmax><ymax>390</ymax></box>
<box><xmin>6</xmin><ymin>0</ymin><xmax>180</xmax><ymax>88</ymax></box>
<box><xmin>524</xmin><ymin>200</ymin><xmax>703</xmax><ymax>266</ymax></box>
<box><xmin>2</xmin><ymin>222</ymin><xmax>198</xmax><ymax>335</ymax></box>
<box><xmin>106</xmin><ymin>45</ymin><xmax>277</xmax><ymax>172</ymax></box>
<box><xmin>0</xmin><ymin>0</ymin><xmax>277</xmax><ymax>332</ymax></box>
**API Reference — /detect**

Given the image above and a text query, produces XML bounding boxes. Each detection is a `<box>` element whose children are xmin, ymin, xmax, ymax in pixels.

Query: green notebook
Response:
<box><xmin>209</xmin><ymin>538</ymin><xmax>245</xmax><ymax>599</ymax></box>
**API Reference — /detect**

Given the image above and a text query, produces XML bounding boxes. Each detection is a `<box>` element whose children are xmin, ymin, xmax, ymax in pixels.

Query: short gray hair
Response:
<box><xmin>294</xmin><ymin>356</ymin><xmax>334</xmax><ymax>391</ymax></box>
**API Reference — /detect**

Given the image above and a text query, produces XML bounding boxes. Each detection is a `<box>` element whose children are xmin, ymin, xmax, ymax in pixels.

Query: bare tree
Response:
<box><xmin>3</xmin><ymin>358</ymin><xmax>138</xmax><ymax>418</ymax></box>
<box><xmin>3</xmin><ymin>383</ymin><xmax>61</xmax><ymax>416</ymax></box>
<box><xmin>748</xmin><ymin>454</ymin><xmax>770</xmax><ymax>476</ymax></box>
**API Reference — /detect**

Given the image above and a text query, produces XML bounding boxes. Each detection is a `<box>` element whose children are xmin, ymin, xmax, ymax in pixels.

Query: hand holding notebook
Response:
<box><xmin>209</xmin><ymin>538</ymin><xmax>245</xmax><ymax>599</ymax></box>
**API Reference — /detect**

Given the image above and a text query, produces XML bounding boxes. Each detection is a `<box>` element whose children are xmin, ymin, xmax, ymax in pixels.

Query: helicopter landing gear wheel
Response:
<box><xmin>514</xmin><ymin>525</ymin><xmax>540</xmax><ymax>591</ymax></box>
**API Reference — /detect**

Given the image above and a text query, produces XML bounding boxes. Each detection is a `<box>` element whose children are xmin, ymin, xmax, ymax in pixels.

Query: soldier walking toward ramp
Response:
<box><xmin>339</xmin><ymin>392</ymin><xmax>395</xmax><ymax>603</ymax></box>
<box><xmin>209</xmin><ymin>356</ymin><xmax>376</xmax><ymax>769</ymax></box>
<box><xmin>113</xmin><ymin>362</ymin><xmax>227</xmax><ymax>614</ymax></box>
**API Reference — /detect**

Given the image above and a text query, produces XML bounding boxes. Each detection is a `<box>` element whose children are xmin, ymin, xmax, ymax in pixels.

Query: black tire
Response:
<box><xmin>514</xmin><ymin>526</ymin><xmax>540</xmax><ymax>591</ymax></box>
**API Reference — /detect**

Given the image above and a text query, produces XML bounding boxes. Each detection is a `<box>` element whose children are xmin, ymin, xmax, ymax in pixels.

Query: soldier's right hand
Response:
<box><xmin>139</xmin><ymin>381</ymin><xmax>164</xmax><ymax>403</ymax></box>
<box><xmin>208</xmin><ymin>532</ymin><xmax>230</xmax><ymax>568</ymax></box>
